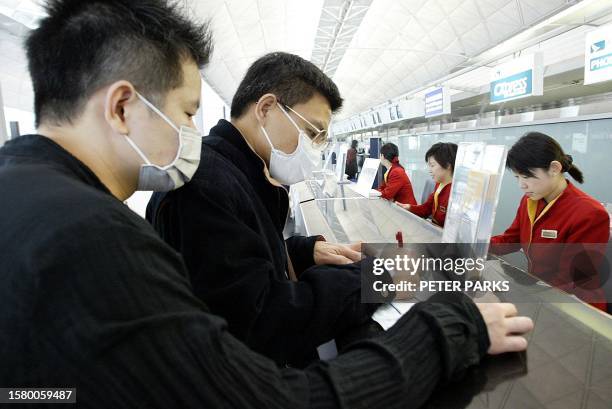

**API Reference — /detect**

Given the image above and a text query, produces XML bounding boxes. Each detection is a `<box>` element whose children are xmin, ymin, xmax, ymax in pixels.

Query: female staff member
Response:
<box><xmin>398</xmin><ymin>142</ymin><xmax>457</xmax><ymax>227</ymax></box>
<box><xmin>377</xmin><ymin>143</ymin><xmax>417</xmax><ymax>205</ymax></box>
<box><xmin>491</xmin><ymin>132</ymin><xmax>609</xmax><ymax>311</ymax></box>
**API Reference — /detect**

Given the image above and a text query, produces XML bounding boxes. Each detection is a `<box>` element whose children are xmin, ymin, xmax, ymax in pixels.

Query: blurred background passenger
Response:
<box><xmin>345</xmin><ymin>139</ymin><xmax>358</xmax><ymax>180</ymax></box>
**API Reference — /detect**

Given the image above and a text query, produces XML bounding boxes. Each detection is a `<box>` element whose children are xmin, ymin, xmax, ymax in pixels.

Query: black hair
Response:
<box><xmin>506</xmin><ymin>132</ymin><xmax>583</xmax><ymax>183</ymax></box>
<box><xmin>230</xmin><ymin>52</ymin><xmax>343</xmax><ymax>118</ymax></box>
<box><xmin>351</xmin><ymin>140</ymin><xmax>358</xmax><ymax>149</ymax></box>
<box><xmin>26</xmin><ymin>0</ymin><xmax>213</xmax><ymax>127</ymax></box>
<box><xmin>380</xmin><ymin>143</ymin><xmax>399</xmax><ymax>162</ymax></box>
<box><xmin>425</xmin><ymin>142</ymin><xmax>458</xmax><ymax>172</ymax></box>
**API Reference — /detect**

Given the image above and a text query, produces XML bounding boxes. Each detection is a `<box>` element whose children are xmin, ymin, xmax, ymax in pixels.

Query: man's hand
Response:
<box><xmin>397</xmin><ymin>202</ymin><xmax>411</xmax><ymax>210</ymax></box>
<box><xmin>314</xmin><ymin>241</ymin><xmax>362</xmax><ymax>265</ymax></box>
<box><xmin>476</xmin><ymin>303</ymin><xmax>534</xmax><ymax>354</ymax></box>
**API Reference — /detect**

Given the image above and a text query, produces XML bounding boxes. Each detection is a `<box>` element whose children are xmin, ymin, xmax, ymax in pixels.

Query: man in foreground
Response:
<box><xmin>0</xmin><ymin>0</ymin><xmax>533</xmax><ymax>407</ymax></box>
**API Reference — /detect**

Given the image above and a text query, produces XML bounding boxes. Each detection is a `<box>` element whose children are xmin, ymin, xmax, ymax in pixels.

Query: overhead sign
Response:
<box><xmin>490</xmin><ymin>53</ymin><xmax>543</xmax><ymax>104</ymax></box>
<box><xmin>424</xmin><ymin>87</ymin><xmax>451</xmax><ymax>118</ymax></box>
<box><xmin>584</xmin><ymin>24</ymin><xmax>612</xmax><ymax>85</ymax></box>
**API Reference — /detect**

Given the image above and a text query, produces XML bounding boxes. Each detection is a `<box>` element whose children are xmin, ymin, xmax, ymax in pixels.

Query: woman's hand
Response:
<box><xmin>396</xmin><ymin>202</ymin><xmax>411</xmax><ymax>211</ymax></box>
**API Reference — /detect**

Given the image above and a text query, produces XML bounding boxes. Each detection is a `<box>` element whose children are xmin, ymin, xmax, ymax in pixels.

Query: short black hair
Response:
<box><xmin>230</xmin><ymin>52</ymin><xmax>343</xmax><ymax>118</ymax></box>
<box><xmin>507</xmin><ymin>132</ymin><xmax>583</xmax><ymax>183</ymax></box>
<box><xmin>26</xmin><ymin>0</ymin><xmax>213</xmax><ymax>127</ymax></box>
<box><xmin>380</xmin><ymin>143</ymin><xmax>399</xmax><ymax>162</ymax></box>
<box><xmin>425</xmin><ymin>142</ymin><xmax>458</xmax><ymax>172</ymax></box>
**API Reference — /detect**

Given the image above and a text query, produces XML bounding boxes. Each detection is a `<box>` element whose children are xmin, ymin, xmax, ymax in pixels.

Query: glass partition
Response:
<box><xmin>397</xmin><ymin>118</ymin><xmax>612</xmax><ymax>238</ymax></box>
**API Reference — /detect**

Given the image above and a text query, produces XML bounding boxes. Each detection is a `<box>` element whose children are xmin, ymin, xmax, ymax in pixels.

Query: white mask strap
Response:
<box><xmin>260</xmin><ymin>125</ymin><xmax>276</xmax><ymax>152</ymax></box>
<box><xmin>135</xmin><ymin>91</ymin><xmax>180</xmax><ymax>133</ymax></box>
<box><xmin>124</xmin><ymin>135</ymin><xmax>153</xmax><ymax>165</ymax></box>
<box><xmin>277</xmin><ymin>103</ymin><xmax>303</xmax><ymax>133</ymax></box>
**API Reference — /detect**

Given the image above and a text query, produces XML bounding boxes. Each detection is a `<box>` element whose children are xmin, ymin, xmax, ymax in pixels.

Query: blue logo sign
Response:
<box><xmin>425</xmin><ymin>88</ymin><xmax>445</xmax><ymax>117</ymax></box>
<box><xmin>591</xmin><ymin>40</ymin><xmax>606</xmax><ymax>54</ymax></box>
<box><xmin>590</xmin><ymin>52</ymin><xmax>612</xmax><ymax>72</ymax></box>
<box><xmin>490</xmin><ymin>70</ymin><xmax>533</xmax><ymax>103</ymax></box>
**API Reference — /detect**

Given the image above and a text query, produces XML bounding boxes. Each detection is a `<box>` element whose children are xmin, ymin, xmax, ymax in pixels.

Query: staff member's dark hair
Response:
<box><xmin>425</xmin><ymin>142</ymin><xmax>458</xmax><ymax>172</ymax></box>
<box><xmin>506</xmin><ymin>132</ymin><xmax>583</xmax><ymax>183</ymax></box>
<box><xmin>380</xmin><ymin>143</ymin><xmax>399</xmax><ymax>162</ymax></box>
<box><xmin>351</xmin><ymin>139</ymin><xmax>358</xmax><ymax>149</ymax></box>
<box><xmin>27</xmin><ymin>0</ymin><xmax>213</xmax><ymax>127</ymax></box>
<box><xmin>230</xmin><ymin>52</ymin><xmax>343</xmax><ymax>118</ymax></box>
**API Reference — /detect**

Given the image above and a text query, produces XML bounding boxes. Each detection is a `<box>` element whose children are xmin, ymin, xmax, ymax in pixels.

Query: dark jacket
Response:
<box><xmin>345</xmin><ymin>147</ymin><xmax>358</xmax><ymax>178</ymax></box>
<box><xmin>147</xmin><ymin>120</ymin><xmax>379</xmax><ymax>366</ymax></box>
<box><xmin>0</xmin><ymin>134</ymin><xmax>489</xmax><ymax>408</ymax></box>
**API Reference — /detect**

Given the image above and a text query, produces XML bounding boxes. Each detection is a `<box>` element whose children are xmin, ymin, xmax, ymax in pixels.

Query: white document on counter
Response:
<box><xmin>372</xmin><ymin>302</ymin><xmax>415</xmax><ymax>330</ymax></box>
<box><xmin>353</xmin><ymin>158</ymin><xmax>382</xmax><ymax>198</ymax></box>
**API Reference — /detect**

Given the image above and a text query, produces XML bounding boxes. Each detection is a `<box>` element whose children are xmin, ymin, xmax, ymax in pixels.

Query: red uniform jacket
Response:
<box><xmin>377</xmin><ymin>160</ymin><xmax>417</xmax><ymax>205</ymax></box>
<box><xmin>491</xmin><ymin>181</ymin><xmax>610</xmax><ymax>311</ymax></box>
<box><xmin>409</xmin><ymin>182</ymin><xmax>451</xmax><ymax>227</ymax></box>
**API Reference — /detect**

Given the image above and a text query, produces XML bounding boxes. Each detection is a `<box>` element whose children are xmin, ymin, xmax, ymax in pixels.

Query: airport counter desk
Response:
<box><xmin>291</xmin><ymin>179</ymin><xmax>612</xmax><ymax>409</ymax></box>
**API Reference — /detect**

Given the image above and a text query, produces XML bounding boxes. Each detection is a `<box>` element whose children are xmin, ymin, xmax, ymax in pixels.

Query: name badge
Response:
<box><xmin>541</xmin><ymin>229</ymin><xmax>558</xmax><ymax>239</ymax></box>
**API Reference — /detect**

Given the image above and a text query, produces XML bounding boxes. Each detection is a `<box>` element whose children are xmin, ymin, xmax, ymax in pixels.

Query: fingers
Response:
<box><xmin>506</xmin><ymin>316</ymin><xmax>534</xmax><ymax>335</ymax></box>
<box><xmin>328</xmin><ymin>254</ymin><xmax>354</xmax><ymax>265</ymax></box>
<box><xmin>338</xmin><ymin>244</ymin><xmax>361</xmax><ymax>262</ymax></box>
<box><xmin>500</xmin><ymin>336</ymin><xmax>528</xmax><ymax>353</ymax></box>
<box><xmin>477</xmin><ymin>302</ymin><xmax>533</xmax><ymax>355</ymax></box>
<box><xmin>501</xmin><ymin>303</ymin><xmax>518</xmax><ymax>317</ymax></box>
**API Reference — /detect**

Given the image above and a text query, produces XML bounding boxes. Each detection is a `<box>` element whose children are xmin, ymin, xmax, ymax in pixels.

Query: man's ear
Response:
<box><xmin>254</xmin><ymin>93</ymin><xmax>278</xmax><ymax>126</ymax></box>
<box><xmin>103</xmin><ymin>81</ymin><xmax>137</xmax><ymax>135</ymax></box>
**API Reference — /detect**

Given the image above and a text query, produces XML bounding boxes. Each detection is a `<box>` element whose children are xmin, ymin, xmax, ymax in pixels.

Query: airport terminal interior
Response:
<box><xmin>1</xmin><ymin>0</ymin><xmax>612</xmax><ymax>408</ymax></box>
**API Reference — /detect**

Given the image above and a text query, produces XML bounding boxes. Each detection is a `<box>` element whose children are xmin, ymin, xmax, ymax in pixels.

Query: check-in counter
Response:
<box><xmin>292</xmin><ymin>179</ymin><xmax>612</xmax><ymax>409</ymax></box>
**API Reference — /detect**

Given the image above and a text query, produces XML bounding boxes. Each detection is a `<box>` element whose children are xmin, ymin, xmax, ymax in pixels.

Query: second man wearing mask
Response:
<box><xmin>147</xmin><ymin>52</ymin><xmax>378</xmax><ymax>367</ymax></box>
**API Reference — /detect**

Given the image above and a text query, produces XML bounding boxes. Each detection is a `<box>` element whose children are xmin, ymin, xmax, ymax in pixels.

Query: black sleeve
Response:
<box><xmin>151</xmin><ymin>178</ymin><xmax>376</xmax><ymax>366</ymax></box>
<box><xmin>33</xmin><ymin>217</ymin><xmax>489</xmax><ymax>409</ymax></box>
<box><xmin>285</xmin><ymin>235</ymin><xmax>319</xmax><ymax>276</ymax></box>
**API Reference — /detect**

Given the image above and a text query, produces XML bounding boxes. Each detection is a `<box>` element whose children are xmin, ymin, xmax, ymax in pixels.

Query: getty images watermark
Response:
<box><xmin>360</xmin><ymin>243</ymin><xmax>610</xmax><ymax>304</ymax></box>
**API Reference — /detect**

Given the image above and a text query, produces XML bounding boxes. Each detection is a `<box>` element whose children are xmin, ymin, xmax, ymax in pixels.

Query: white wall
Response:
<box><xmin>3</xmin><ymin>106</ymin><xmax>35</xmax><ymax>136</ymax></box>
<box><xmin>199</xmin><ymin>78</ymin><xmax>229</xmax><ymax>135</ymax></box>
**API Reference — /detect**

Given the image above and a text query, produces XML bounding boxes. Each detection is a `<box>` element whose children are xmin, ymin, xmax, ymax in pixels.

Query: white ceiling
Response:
<box><xmin>188</xmin><ymin>0</ymin><xmax>325</xmax><ymax>105</ymax></box>
<box><xmin>0</xmin><ymin>23</ymin><xmax>32</xmax><ymax>113</ymax></box>
<box><xmin>0</xmin><ymin>0</ymin><xmax>591</xmax><ymax>119</ymax></box>
<box><xmin>190</xmin><ymin>0</ymin><xmax>574</xmax><ymax>119</ymax></box>
<box><xmin>331</xmin><ymin>0</ymin><xmax>574</xmax><ymax>118</ymax></box>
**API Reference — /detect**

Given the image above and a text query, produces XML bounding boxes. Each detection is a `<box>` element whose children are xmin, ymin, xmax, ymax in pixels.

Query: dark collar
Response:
<box><xmin>0</xmin><ymin>134</ymin><xmax>111</xmax><ymax>195</ymax></box>
<box><xmin>204</xmin><ymin>119</ymin><xmax>270</xmax><ymax>185</ymax></box>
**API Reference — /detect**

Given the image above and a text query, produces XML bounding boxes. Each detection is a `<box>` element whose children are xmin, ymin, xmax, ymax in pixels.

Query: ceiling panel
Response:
<box><xmin>0</xmin><ymin>0</ymin><xmax>587</xmax><ymax>121</ymax></box>
<box><xmin>328</xmin><ymin>0</ymin><xmax>571</xmax><ymax>118</ymax></box>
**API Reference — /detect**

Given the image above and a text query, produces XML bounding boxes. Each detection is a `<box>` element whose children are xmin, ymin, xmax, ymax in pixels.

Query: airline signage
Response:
<box><xmin>585</xmin><ymin>25</ymin><xmax>612</xmax><ymax>85</ymax></box>
<box><xmin>490</xmin><ymin>53</ymin><xmax>543</xmax><ymax>103</ymax></box>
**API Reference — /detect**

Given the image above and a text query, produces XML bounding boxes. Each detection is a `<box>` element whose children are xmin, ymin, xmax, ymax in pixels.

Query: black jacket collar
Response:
<box><xmin>0</xmin><ymin>134</ymin><xmax>111</xmax><ymax>195</ymax></box>
<box><xmin>204</xmin><ymin>119</ymin><xmax>279</xmax><ymax>190</ymax></box>
<box><xmin>203</xmin><ymin>119</ymin><xmax>289</xmax><ymax>229</ymax></box>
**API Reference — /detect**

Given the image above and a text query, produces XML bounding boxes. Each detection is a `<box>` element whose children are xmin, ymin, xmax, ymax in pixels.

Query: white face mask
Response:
<box><xmin>124</xmin><ymin>91</ymin><xmax>202</xmax><ymax>191</ymax></box>
<box><xmin>260</xmin><ymin>103</ymin><xmax>322</xmax><ymax>185</ymax></box>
